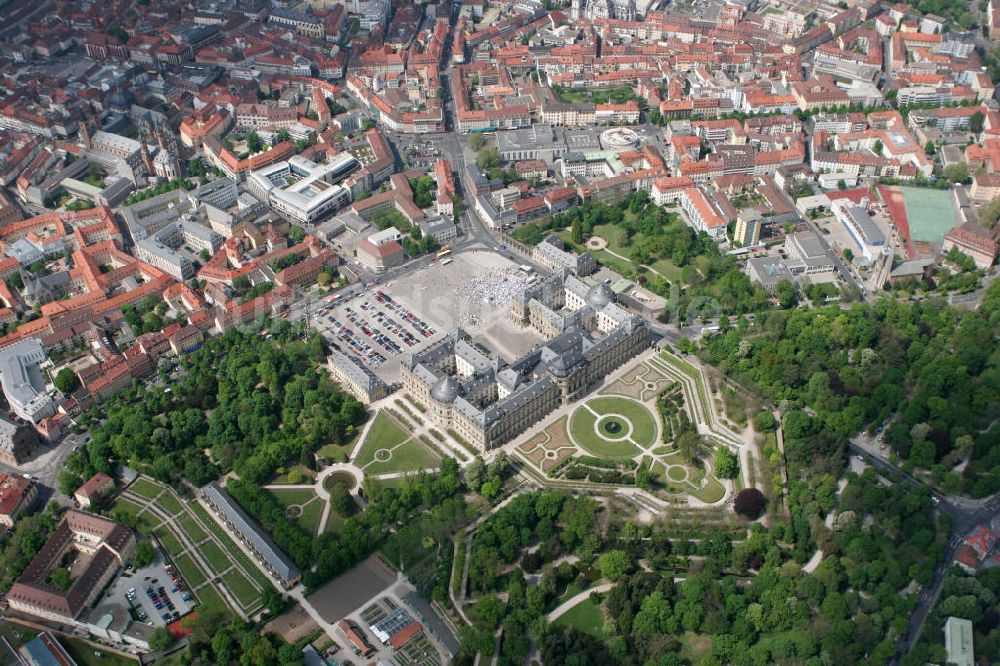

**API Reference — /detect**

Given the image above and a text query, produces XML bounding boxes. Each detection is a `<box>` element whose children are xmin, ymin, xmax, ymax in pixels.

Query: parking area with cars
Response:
<box><xmin>321</xmin><ymin>289</ymin><xmax>436</xmax><ymax>370</ymax></box>
<box><xmin>106</xmin><ymin>556</ymin><xmax>196</xmax><ymax>629</ymax></box>
<box><xmin>315</xmin><ymin>250</ymin><xmax>543</xmax><ymax>384</ymax></box>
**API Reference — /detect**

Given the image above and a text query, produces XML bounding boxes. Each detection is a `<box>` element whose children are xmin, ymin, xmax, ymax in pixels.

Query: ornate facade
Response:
<box><xmin>402</xmin><ymin>270</ymin><xmax>649</xmax><ymax>450</ymax></box>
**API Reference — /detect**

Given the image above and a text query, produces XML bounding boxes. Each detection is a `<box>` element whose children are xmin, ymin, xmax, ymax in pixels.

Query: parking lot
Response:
<box><xmin>317</xmin><ymin>250</ymin><xmax>545</xmax><ymax>383</ymax></box>
<box><xmin>105</xmin><ymin>553</ymin><xmax>196</xmax><ymax>629</ymax></box>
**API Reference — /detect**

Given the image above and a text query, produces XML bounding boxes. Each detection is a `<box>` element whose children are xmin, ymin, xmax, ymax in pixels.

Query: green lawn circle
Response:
<box><xmin>323</xmin><ymin>471</ymin><xmax>357</xmax><ymax>492</ymax></box>
<box><xmin>666</xmin><ymin>465</ymin><xmax>688</xmax><ymax>482</ymax></box>
<box><xmin>569</xmin><ymin>397</ymin><xmax>655</xmax><ymax>458</ymax></box>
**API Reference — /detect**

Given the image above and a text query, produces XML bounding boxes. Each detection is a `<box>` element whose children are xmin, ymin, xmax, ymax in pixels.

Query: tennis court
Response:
<box><xmin>899</xmin><ymin>187</ymin><xmax>958</xmax><ymax>243</ymax></box>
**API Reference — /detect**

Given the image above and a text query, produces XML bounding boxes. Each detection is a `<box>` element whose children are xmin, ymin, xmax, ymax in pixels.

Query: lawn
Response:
<box><xmin>194</xmin><ymin>584</ymin><xmax>230</xmax><ymax>617</ymax></box>
<box><xmin>64</xmin><ymin>638</ymin><xmax>138</xmax><ymax>666</ymax></box>
<box><xmin>295</xmin><ymin>498</ymin><xmax>325</xmax><ymax>535</ymax></box>
<box><xmin>364</xmin><ymin>439</ymin><xmax>441</xmax><ymax>475</ymax></box>
<box><xmin>0</xmin><ymin>620</ymin><xmax>31</xmax><ymax>648</ymax></box>
<box><xmin>324</xmin><ymin>512</ymin><xmax>346</xmax><ymax>534</ymax></box>
<box><xmin>569</xmin><ymin>407</ymin><xmax>641</xmax><ymax>459</ymax></box>
<box><xmin>659</xmin><ymin>352</ymin><xmax>711</xmax><ymax>423</ymax></box>
<box><xmin>156</xmin><ymin>492</ymin><xmax>185</xmax><ymax>517</ymax></box>
<box><xmin>554</xmin><ymin>599</ymin><xmax>605</xmax><ymax>639</ymax></box>
<box><xmin>691</xmin><ymin>476</ymin><xmax>726</xmax><ymax>504</ymax></box>
<box><xmin>199</xmin><ymin>540</ymin><xmax>231</xmax><ymax>576</ymax></box>
<box><xmin>269</xmin><ymin>488</ymin><xmax>319</xmax><ymax>507</ymax></box>
<box><xmin>221</xmin><ymin>570</ymin><xmax>262</xmax><ymax>610</ymax></box>
<box><xmin>317</xmin><ymin>442</ymin><xmax>353</xmax><ymax>463</ymax></box>
<box><xmin>154</xmin><ymin>528</ymin><xmax>184</xmax><ymax>557</ymax></box>
<box><xmin>269</xmin><ymin>464</ymin><xmax>315</xmax><ymax>484</ymax></box>
<box><xmin>648</xmin><ymin>258</ymin><xmax>683</xmax><ymax>283</ymax></box>
<box><xmin>354</xmin><ymin>412</ymin><xmax>411</xmax><ymax>467</ymax></box>
<box><xmin>206</xmin><ymin>526</ymin><xmax>273</xmax><ymax>589</ymax></box>
<box><xmin>128</xmin><ymin>478</ymin><xmax>163</xmax><ymax>499</ymax></box>
<box><xmin>111</xmin><ymin>498</ymin><xmax>161</xmax><ymax>532</ymax></box>
<box><xmin>176</xmin><ymin>513</ymin><xmax>210</xmax><ymax>544</ymax></box>
<box><xmin>173</xmin><ymin>552</ymin><xmax>206</xmax><ymax>588</ymax></box>
<box><xmin>590</xmin><ymin>249</ymin><xmax>636</xmax><ymax>276</ymax></box>
<box><xmin>554</xmin><ymin>85</ymin><xmax>636</xmax><ymax>105</ymax></box>
<box><xmin>587</xmin><ymin>397</ymin><xmax>656</xmax><ymax>445</ymax></box>
<box><xmin>679</xmin><ymin>632</ymin><xmax>712</xmax><ymax>663</ymax></box>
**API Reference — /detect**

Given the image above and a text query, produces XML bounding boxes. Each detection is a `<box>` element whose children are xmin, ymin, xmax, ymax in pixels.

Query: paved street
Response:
<box><xmin>847</xmin><ymin>434</ymin><xmax>1000</xmax><ymax>661</ymax></box>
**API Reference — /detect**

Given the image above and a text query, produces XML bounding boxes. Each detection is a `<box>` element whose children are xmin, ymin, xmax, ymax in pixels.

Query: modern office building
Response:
<box><xmin>134</xmin><ymin>219</ymin><xmax>223</xmax><ymax>280</ymax></box>
<box><xmin>944</xmin><ymin>616</ymin><xmax>974</xmax><ymax>666</ymax></box>
<box><xmin>832</xmin><ymin>198</ymin><xmax>886</xmax><ymax>262</ymax></box>
<box><xmin>247</xmin><ymin>154</ymin><xmax>358</xmax><ymax>224</ymax></box>
<box><xmin>0</xmin><ymin>339</ymin><xmax>55</xmax><ymax>424</ymax></box>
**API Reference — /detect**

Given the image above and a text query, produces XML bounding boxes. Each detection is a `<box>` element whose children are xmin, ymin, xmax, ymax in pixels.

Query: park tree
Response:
<box><xmin>133</xmin><ymin>541</ymin><xmax>155</xmax><ymax>567</ymax></box>
<box><xmin>476</xmin><ymin>148</ymin><xmax>501</xmax><ymax>170</ymax></box>
<box><xmin>734</xmin><ymin>488</ymin><xmax>766</xmax><ymax>520</ymax></box>
<box><xmin>50</xmin><ymin>568</ymin><xmax>71</xmax><ymax>590</ymax></box>
<box><xmin>944</xmin><ymin>163</ymin><xmax>970</xmax><ymax>183</ymax></box>
<box><xmin>714</xmin><ymin>448</ymin><xmax>738</xmax><ymax>479</ymax></box>
<box><xmin>330</xmin><ymin>483</ymin><xmax>355</xmax><ymax>516</ymax></box>
<box><xmin>54</xmin><ymin>368</ymin><xmax>80</xmax><ymax>394</ymax></box>
<box><xmin>970</xmin><ymin>110</ymin><xmax>985</xmax><ymax>133</ymax></box>
<box><xmin>676</xmin><ymin>430</ymin><xmax>701</xmax><ymax>463</ymax></box>
<box><xmin>774</xmin><ymin>279</ymin><xmax>798</xmax><ymax>309</ymax></box>
<box><xmin>149</xmin><ymin>627</ymin><xmax>172</xmax><ymax>652</ymax></box>
<box><xmin>598</xmin><ymin>549</ymin><xmax>631</xmax><ymax>581</ymax></box>
<box><xmin>473</xmin><ymin>595</ymin><xmax>506</xmax><ymax>631</ymax></box>
<box><xmin>753</xmin><ymin>411</ymin><xmax>776</xmax><ymax>432</ymax></box>
<box><xmin>466</xmin><ymin>456</ymin><xmax>485</xmax><ymax>490</ymax></box>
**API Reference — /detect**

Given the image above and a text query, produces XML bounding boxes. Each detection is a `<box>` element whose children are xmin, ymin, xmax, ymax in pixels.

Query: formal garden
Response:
<box><xmin>514</xmin><ymin>352</ymin><xmax>742</xmax><ymax>506</ymax></box>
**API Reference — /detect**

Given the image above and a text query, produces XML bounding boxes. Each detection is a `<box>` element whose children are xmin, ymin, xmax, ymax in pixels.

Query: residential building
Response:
<box><xmin>733</xmin><ymin>209</ymin><xmax>762</xmax><ymax>247</ymax></box>
<box><xmin>0</xmin><ymin>474</ymin><xmax>37</xmax><ymax>527</ymax></box>
<box><xmin>356</xmin><ymin>232</ymin><xmax>405</xmax><ymax>273</ymax></box>
<box><xmin>942</xmin><ymin>223</ymin><xmax>998</xmax><ymax>269</ymax></box>
<box><xmin>0</xmin><ymin>415</ymin><xmax>40</xmax><ymax>464</ymax></box>
<box><xmin>74</xmin><ymin>472</ymin><xmax>115</xmax><ymax>509</ymax></box>
<box><xmin>235</xmin><ymin>102</ymin><xmax>298</xmax><ymax>130</ymax></box>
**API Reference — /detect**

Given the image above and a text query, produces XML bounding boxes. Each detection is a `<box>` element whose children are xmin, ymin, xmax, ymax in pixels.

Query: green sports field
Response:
<box><xmin>899</xmin><ymin>187</ymin><xmax>958</xmax><ymax>243</ymax></box>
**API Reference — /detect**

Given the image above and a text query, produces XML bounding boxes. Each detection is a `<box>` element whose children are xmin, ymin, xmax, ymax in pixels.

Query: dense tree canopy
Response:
<box><xmin>703</xmin><ymin>283</ymin><xmax>1000</xmax><ymax>496</ymax></box>
<box><xmin>59</xmin><ymin>323</ymin><xmax>365</xmax><ymax>493</ymax></box>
